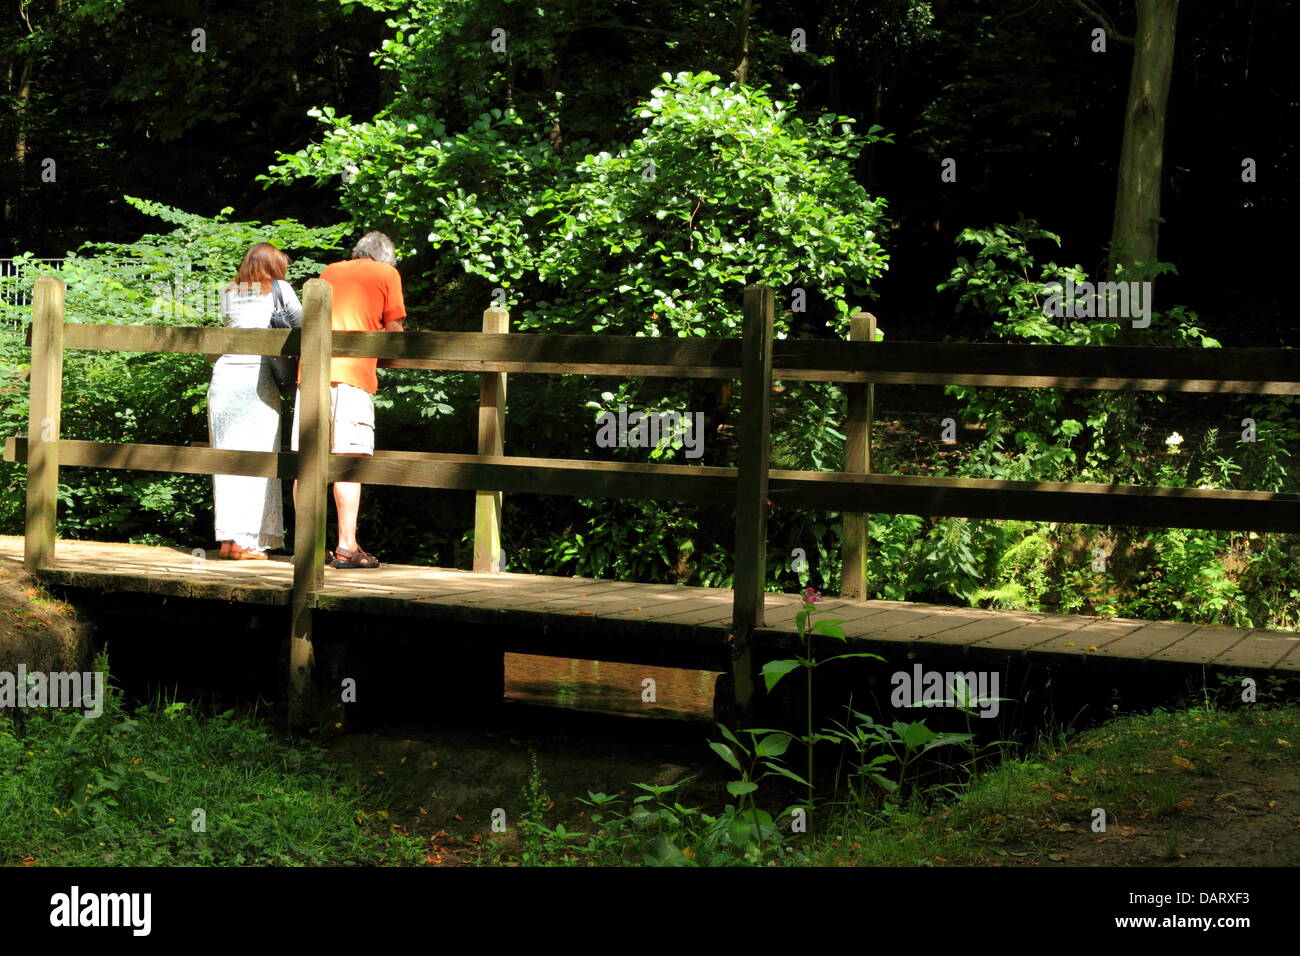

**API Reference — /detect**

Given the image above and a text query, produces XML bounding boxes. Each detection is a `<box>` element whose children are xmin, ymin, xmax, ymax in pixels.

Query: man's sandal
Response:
<box><xmin>330</xmin><ymin>546</ymin><xmax>380</xmax><ymax>569</ymax></box>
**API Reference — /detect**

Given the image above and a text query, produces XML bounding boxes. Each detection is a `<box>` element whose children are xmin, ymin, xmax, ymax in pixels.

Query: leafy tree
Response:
<box><xmin>1</xmin><ymin>0</ymin><xmax>383</xmax><ymax>251</ymax></box>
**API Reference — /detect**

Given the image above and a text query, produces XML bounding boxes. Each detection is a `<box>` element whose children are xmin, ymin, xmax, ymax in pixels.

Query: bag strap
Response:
<box><xmin>271</xmin><ymin>280</ymin><xmax>285</xmax><ymax>312</ymax></box>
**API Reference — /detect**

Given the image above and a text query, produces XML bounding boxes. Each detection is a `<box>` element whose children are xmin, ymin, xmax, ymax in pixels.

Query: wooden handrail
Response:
<box><xmin>7</xmin><ymin>437</ymin><xmax>1299</xmax><ymax>532</ymax></box>
<box><xmin>56</xmin><ymin>323</ymin><xmax>1300</xmax><ymax>393</ymax></box>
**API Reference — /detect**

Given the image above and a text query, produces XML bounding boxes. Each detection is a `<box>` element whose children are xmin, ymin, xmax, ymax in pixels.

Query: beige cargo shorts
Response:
<box><xmin>290</xmin><ymin>382</ymin><xmax>376</xmax><ymax>455</ymax></box>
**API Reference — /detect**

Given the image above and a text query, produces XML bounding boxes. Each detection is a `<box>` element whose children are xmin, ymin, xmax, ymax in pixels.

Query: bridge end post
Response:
<box><xmin>839</xmin><ymin>311</ymin><xmax>876</xmax><ymax>600</ymax></box>
<box><xmin>289</xmin><ymin>278</ymin><xmax>333</xmax><ymax>728</ymax></box>
<box><xmin>473</xmin><ymin>305</ymin><xmax>508</xmax><ymax>573</ymax></box>
<box><xmin>25</xmin><ymin>276</ymin><xmax>65</xmax><ymax>573</ymax></box>
<box><xmin>728</xmin><ymin>283</ymin><xmax>775</xmax><ymax>724</ymax></box>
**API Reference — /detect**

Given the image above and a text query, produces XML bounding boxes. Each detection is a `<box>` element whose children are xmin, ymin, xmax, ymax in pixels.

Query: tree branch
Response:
<box><xmin>567</xmin><ymin>21</ymin><xmax>697</xmax><ymax>42</ymax></box>
<box><xmin>1070</xmin><ymin>0</ymin><xmax>1136</xmax><ymax>46</ymax></box>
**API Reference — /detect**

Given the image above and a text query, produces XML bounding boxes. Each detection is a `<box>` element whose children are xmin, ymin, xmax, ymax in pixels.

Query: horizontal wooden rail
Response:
<box><xmin>62</xmin><ymin>324</ymin><xmax>301</xmax><ymax>357</ymax></box>
<box><xmin>57</xmin><ymin>324</ymin><xmax>1300</xmax><ymax>393</ymax></box>
<box><xmin>8</xmin><ymin>436</ymin><xmax>1299</xmax><ymax>532</ymax></box>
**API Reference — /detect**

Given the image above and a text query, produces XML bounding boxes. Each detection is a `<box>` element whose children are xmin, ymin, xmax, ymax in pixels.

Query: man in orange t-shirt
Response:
<box><xmin>291</xmin><ymin>231</ymin><xmax>406</xmax><ymax>568</ymax></box>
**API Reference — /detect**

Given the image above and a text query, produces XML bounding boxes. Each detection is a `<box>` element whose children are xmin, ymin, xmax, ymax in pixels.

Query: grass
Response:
<box><xmin>805</xmin><ymin>702</ymin><xmax>1300</xmax><ymax>866</ymax></box>
<box><xmin>4</xmin><ymin>683</ymin><xmax>1295</xmax><ymax>866</ymax></box>
<box><xmin>3</xmin><ymin>624</ymin><xmax>1295</xmax><ymax>867</ymax></box>
<box><xmin>0</xmin><ymin>659</ymin><xmax>429</xmax><ymax>866</ymax></box>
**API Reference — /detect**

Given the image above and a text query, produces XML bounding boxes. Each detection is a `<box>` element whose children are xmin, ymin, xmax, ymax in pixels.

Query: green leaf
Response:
<box><xmin>727</xmin><ymin>818</ymin><xmax>753</xmax><ymax>849</ymax></box>
<box><xmin>709</xmin><ymin>741</ymin><xmax>742</xmax><ymax>772</ymax></box>
<box><xmin>811</xmin><ymin>620</ymin><xmax>846</xmax><ymax>640</ymax></box>
<box><xmin>763</xmin><ymin>764</ymin><xmax>811</xmax><ymax>788</ymax></box>
<box><xmin>716</xmin><ymin>723</ymin><xmax>744</xmax><ymax>750</ymax></box>
<box><xmin>761</xmin><ymin>658</ymin><xmax>801</xmax><ymax>692</ymax></box>
<box><xmin>921</xmin><ymin>733</ymin><xmax>974</xmax><ymax>755</ymax></box>
<box><xmin>896</xmin><ymin>721</ymin><xmax>937</xmax><ymax>750</ymax></box>
<box><xmin>824</xmin><ymin>652</ymin><xmax>886</xmax><ymax>664</ymax></box>
<box><xmin>726</xmin><ymin>780</ymin><xmax>759</xmax><ymax>797</ymax></box>
<box><xmin>754</xmin><ymin>733</ymin><xmax>793</xmax><ymax>758</ymax></box>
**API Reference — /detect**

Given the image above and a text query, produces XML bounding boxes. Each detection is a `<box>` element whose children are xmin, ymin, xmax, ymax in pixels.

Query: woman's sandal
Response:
<box><xmin>330</xmin><ymin>545</ymin><xmax>380</xmax><ymax>569</ymax></box>
<box><xmin>228</xmin><ymin>543</ymin><xmax>269</xmax><ymax>561</ymax></box>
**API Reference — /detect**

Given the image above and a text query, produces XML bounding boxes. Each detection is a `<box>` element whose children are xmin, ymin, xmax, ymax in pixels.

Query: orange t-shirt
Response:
<box><xmin>310</xmin><ymin>258</ymin><xmax>406</xmax><ymax>394</ymax></box>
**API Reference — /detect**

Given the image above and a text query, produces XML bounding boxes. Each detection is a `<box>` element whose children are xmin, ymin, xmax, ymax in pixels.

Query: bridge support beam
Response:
<box><xmin>289</xmin><ymin>279</ymin><xmax>333</xmax><ymax>728</ymax></box>
<box><xmin>728</xmin><ymin>283</ymin><xmax>775</xmax><ymax>723</ymax></box>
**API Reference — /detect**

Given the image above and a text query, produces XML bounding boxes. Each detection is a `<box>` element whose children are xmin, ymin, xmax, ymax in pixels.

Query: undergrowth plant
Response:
<box><xmin>756</xmin><ymin>587</ymin><xmax>885</xmax><ymax>818</ymax></box>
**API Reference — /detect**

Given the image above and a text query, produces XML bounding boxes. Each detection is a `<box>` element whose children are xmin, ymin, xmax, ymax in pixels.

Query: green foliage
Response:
<box><xmin>937</xmin><ymin>217</ymin><xmax>1221</xmax><ymax>486</ymax></box>
<box><xmin>559</xmin><ymin>728</ymin><xmax>805</xmax><ymax>866</ymax></box>
<box><xmin>759</xmin><ymin>589</ymin><xmax>884</xmax><ymax>817</ymax></box>
<box><xmin>518</xmin><ymin>748</ymin><xmax>555</xmax><ymax>866</ymax></box>
<box><xmin>530</xmin><ymin>71</ymin><xmax>890</xmax><ymax>337</ymax></box>
<box><xmin>1126</xmin><ymin>527</ymin><xmax>1249</xmax><ymax>627</ymax></box>
<box><xmin>906</xmin><ymin>218</ymin><xmax>1299</xmax><ymax>623</ymax></box>
<box><xmin>822</xmin><ymin>709</ymin><xmax>972</xmax><ymax>806</ymax></box>
<box><xmin>270</xmin><ymin>69</ymin><xmax>890</xmax><ymax>335</ymax></box>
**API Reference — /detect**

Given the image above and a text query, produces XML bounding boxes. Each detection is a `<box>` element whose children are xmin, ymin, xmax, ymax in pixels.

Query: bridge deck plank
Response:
<box><xmin>2</xmin><ymin>536</ymin><xmax>1295</xmax><ymax>672</ymax></box>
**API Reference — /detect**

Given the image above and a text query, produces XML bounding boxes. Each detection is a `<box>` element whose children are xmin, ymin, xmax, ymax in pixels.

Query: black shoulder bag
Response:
<box><xmin>266</xmin><ymin>281</ymin><xmax>298</xmax><ymax>392</ymax></box>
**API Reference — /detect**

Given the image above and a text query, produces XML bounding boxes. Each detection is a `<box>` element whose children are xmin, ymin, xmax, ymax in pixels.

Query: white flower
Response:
<box><xmin>1165</xmin><ymin>432</ymin><xmax>1184</xmax><ymax>449</ymax></box>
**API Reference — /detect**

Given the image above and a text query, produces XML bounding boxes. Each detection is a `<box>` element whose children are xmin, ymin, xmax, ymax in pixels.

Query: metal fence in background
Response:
<box><xmin>1</xmin><ymin>258</ymin><xmax>214</xmax><ymax>328</ymax></box>
<box><xmin>1</xmin><ymin>259</ymin><xmax>64</xmax><ymax>315</ymax></box>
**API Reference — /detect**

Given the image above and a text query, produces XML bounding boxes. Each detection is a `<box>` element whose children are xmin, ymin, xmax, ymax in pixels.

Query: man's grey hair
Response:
<box><xmin>351</xmin><ymin>231</ymin><xmax>397</xmax><ymax>265</ymax></box>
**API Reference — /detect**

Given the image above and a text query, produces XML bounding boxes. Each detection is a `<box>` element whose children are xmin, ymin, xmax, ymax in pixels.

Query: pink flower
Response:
<box><xmin>803</xmin><ymin>587</ymin><xmax>823</xmax><ymax>604</ymax></box>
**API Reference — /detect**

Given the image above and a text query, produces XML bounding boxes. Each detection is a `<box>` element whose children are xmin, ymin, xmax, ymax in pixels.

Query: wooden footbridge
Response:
<box><xmin>6</xmin><ymin>277</ymin><xmax>1300</xmax><ymax>724</ymax></box>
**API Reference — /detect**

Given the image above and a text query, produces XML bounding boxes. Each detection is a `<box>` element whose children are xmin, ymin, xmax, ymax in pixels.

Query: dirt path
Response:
<box><xmin>321</xmin><ymin>709</ymin><xmax>730</xmax><ymax>864</ymax></box>
<box><xmin>0</xmin><ymin>555</ymin><xmax>88</xmax><ymax>674</ymax></box>
<box><xmin>1017</xmin><ymin>764</ymin><xmax>1300</xmax><ymax>866</ymax></box>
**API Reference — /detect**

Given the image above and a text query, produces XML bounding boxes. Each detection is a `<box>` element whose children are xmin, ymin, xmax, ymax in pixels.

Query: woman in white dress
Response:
<box><xmin>208</xmin><ymin>243</ymin><xmax>302</xmax><ymax>559</ymax></box>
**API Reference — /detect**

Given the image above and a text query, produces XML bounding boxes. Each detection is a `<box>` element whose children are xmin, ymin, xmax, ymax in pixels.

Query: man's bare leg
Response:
<box><xmin>293</xmin><ymin>449</ymin><xmax>367</xmax><ymax>557</ymax></box>
<box><xmin>333</xmin><ymin>480</ymin><xmax>361</xmax><ymax>554</ymax></box>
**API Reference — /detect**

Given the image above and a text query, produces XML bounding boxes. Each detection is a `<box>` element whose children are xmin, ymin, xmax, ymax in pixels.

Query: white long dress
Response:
<box><xmin>207</xmin><ymin>279</ymin><xmax>303</xmax><ymax>551</ymax></box>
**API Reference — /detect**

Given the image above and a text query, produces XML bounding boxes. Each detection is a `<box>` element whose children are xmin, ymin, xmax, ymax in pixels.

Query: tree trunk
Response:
<box><xmin>5</xmin><ymin>58</ymin><xmax>33</xmax><ymax>224</ymax></box>
<box><xmin>734</xmin><ymin>0</ymin><xmax>753</xmax><ymax>84</ymax></box>
<box><xmin>1107</xmin><ymin>0</ymin><xmax>1178</xmax><ymax>281</ymax></box>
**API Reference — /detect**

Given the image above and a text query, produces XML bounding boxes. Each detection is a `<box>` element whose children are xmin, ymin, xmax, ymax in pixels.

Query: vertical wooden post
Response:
<box><xmin>474</xmin><ymin>305</ymin><xmax>508</xmax><ymax>572</ymax></box>
<box><xmin>25</xmin><ymin>276</ymin><xmax>65</xmax><ymax>572</ymax></box>
<box><xmin>289</xmin><ymin>278</ymin><xmax>333</xmax><ymax>727</ymax></box>
<box><xmin>730</xmin><ymin>283</ymin><xmax>775</xmax><ymax>717</ymax></box>
<box><xmin>840</xmin><ymin>312</ymin><xmax>876</xmax><ymax>600</ymax></box>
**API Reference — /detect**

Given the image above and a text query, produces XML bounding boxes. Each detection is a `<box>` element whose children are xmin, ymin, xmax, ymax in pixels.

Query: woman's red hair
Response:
<box><xmin>227</xmin><ymin>242</ymin><xmax>289</xmax><ymax>294</ymax></box>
